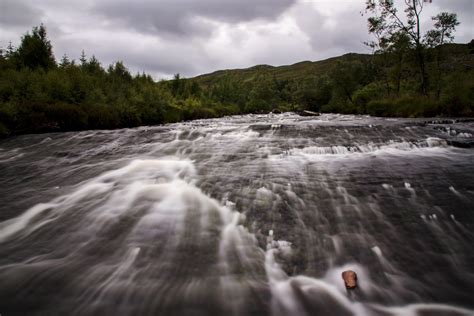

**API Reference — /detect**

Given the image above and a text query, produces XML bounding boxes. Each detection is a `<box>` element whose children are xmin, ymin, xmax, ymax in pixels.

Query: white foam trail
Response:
<box><xmin>263</xmin><ymin>228</ymin><xmax>472</xmax><ymax>316</ymax></box>
<box><xmin>265</xmin><ymin>249</ymin><xmax>306</xmax><ymax>316</ymax></box>
<box><xmin>39</xmin><ymin>137</ymin><xmax>52</xmax><ymax>144</ymax></box>
<box><xmin>265</xmin><ymin>245</ymin><xmax>369</xmax><ymax>316</ymax></box>
<box><xmin>0</xmin><ymin>203</ymin><xmax>58</xmax><ymax>242</ymax></box>
<box><xmin>448</xmin><ymin>186</ymin><xmax>468</xmax><ymax>200</ymax></box>
<box><xmin>404</xmin><ymin>182</ymin><xmax>416</xmax><ymax>195</ymax></box>
<box><xmin>0</xmin><ymin>159</ymin><xmax>196</xmax><ymax>243</ymax></box>
<box><xmin>0</xmin><ymin>152</ymin><xmax>24</xmax><ymax>163</ymax></box>
<box><xmin>96</xmin><ymin>158</ymin><xmax>196</xmax><ymax>184</ymax></box>
<box><xmin>279</xmin><ymin>137</ymin><xmax>450</xmax><ymax>161</ymax></box>
<box><xmin>371</xmin><ymin>303</ymin><xmax>474</xmax><ymax>316</ymax></box>
<box><xmin>371</xmin><ymin>246</ymin><xmax>382</xmax><ymax>257</ymax></box>
<box><xmin>75</xmin><ymin>247</ymin><xmax>141</xmax><ymax>313</ymax></box>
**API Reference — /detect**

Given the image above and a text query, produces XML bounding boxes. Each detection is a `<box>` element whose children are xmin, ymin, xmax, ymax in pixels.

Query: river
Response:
<box><xmin>0</xmin><ymin>113</ymin><xmax>473</xmax><ymax>316</ymax></box>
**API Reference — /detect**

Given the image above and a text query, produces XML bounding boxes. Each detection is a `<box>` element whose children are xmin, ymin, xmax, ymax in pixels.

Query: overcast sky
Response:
<box><xmin>1</xmin><ymin>0</ymin><xmax>472</xmax><ymax>79</ymax></box>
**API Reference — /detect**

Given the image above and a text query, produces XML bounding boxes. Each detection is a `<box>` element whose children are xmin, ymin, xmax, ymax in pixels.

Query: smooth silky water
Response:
<box><xmin>0</xmin><ymin>113</ymin><xmax>473</xmax><ymax>316</ymax></box>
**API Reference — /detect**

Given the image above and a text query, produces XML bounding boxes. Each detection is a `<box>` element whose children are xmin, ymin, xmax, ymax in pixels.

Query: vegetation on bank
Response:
<box><xmin>0</xmin><ymin>2</ymin><xmax>473</xmax><ymax>137</ymax></box>
<box><xmin>0</xmin><ymin>25</ymin><xmax>239</xmax><ymax>137</ymax></box>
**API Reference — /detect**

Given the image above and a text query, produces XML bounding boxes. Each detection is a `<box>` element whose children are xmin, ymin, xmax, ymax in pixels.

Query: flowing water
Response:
<box><xmin>0</xmin><ymin>113</ymin><xmax>473</xmax><ymax>316</ymax></box>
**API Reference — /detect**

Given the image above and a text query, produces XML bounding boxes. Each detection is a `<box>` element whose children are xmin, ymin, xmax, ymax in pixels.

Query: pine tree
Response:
<box><xmin>59</xmin><ymin>54</ymin><xmax>71</xmax><ymax>68</ymax></box>
<box><xmin>80</xmin><ymin>50</ymin><xmax>87</xmax><ymax>66</ymax></box>
<box><xmin>16</xmin><ymin>24</ymin><xmax>56</xmax><ymax>70</ymax></box>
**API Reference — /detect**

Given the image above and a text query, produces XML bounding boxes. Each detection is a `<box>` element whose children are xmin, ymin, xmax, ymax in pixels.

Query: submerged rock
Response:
<box><xmin>342</xmin><ymin>270</ymin><xmax>358</xmax><ymax>290</ymax></box>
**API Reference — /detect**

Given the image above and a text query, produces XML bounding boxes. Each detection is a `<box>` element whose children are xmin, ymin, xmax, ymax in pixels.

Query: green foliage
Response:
<box><xmin>0</xmin><ymin>26</ymin><xmax>177</xmax><ymax>136</ymax></box>
<box><xmin>364</xmin><ymin>1</ymin><xmax>459</xmax><ymax>96</ymax></box>
<box><xmin>439</xmin><ymin>72</ymin><xmax>474</xmax><ymax>116</ymax></box>
<box><xmin>208</xmin><ymin>75</ymin><xmax>249</xmax><ymax>110</ymax></box>
<box><xmin>367</xmin><ymin>97</ymin><xmax>440</xmax><ymax>117</ymax></box>
<box><xmin>14</xmin><ymin>24</ymin><xmax>56</xmax><ymax>70</ymax></box>
<box><xmin>352</xmin><ymin>82</ymin><xmax>385</xmax><ymax>113</ymax></box>
<box><xmin>0</xmin><ymin>24</ymin><xmax>472</xmax><ymax>138</ymax></box>
<box><xmin>425</xmin><ymin>13</ymin><xmax>460</xmax><ymax>47</ymax></box>
<box><xmin>0</xmin><ymin>121</ymin><xmax>8</xmax><ymax>137</ymax></box>
<box><xmin>293</xmin><ymin>76</ymin><xmax>332</xmax><ymax>111</ymax></box>
<box><xmin>469</xmin><ymin>40</ymin><xmax>474</xmax><ymax>54</ymax></box>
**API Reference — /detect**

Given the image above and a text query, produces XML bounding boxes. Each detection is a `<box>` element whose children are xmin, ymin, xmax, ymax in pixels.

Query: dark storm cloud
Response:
<box><xmin>0</xmin><ymin>0</ymin><xmax>43</xmax><ymax>28</ymax></box>
<box><xmin>95</xmin><ymin>0</ymin><xmax>297</xmax><ymax>37</ymax></box>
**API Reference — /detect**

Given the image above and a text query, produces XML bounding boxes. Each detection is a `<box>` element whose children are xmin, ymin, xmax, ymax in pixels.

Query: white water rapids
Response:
<box><xmin>0</xmin><ymin>113</ymin><xmax>473</xmax><ymax>315</ymax></box>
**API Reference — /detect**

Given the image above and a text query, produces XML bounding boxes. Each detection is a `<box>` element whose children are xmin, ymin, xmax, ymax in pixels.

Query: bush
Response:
<box><xmin>352</xmin><ymin>82</ymin><xmax>385</xmax><ymax>113</ymax></box>
<box><xmin>367</xmin><ymin>96</ymin><xmax>440</xmax><ymax>117</ymax></box>
<box><xmin>178</xmin><ymin>98</ymin><xmax>217</xmax><ymax>120</ymax></box>
<box><xmin>45</xmin><ymin>103</ymin><xmax>88</xmax><ymax>130</ymax></box>
<box><xmin>322</xmin><ymin>94</ymin><xmax>357</xmax><ymax>114</ymax></box>
<box><xmin>83</xmin><ymin>104</ymin><xmax>120</xmax><ymax>129</ymax></box>
<box><xmin>366</xmin><ymin>99</ymin><xmax>394</xmax><ymax>117</ymax></box>
<box><xmin>439</xmin><ymin>73</ymin><xmax>474</xmax><ymax>116</ymax></box>
<box><xmin>0</xmin><ymin>122</ymin><xmax>9</xmax><ymax>137</ymax></box>
<box><xmin>0</xmin><ymin>102</ymin><xmax>18</xmax><ymax>129</ymax></box>
<box><xmin>162</xmin><ymin>105</ymin><xmax>183</xmax><ymax>123</ymax></box>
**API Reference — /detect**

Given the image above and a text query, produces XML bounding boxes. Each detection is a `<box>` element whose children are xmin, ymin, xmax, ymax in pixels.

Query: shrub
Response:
<box><xmin>45</xmin><ymin>103</ymin><xmax>88</xmax><ymax>130</ymax></box>
<box><xmin>366</xmin><ymin>99</ymin><xmax>395</xmax><ymax>117</ymax></box>
<box><xmin>367</xmin><ymin>96</ymin><xmax>440</xmax><ymax>117</ymax></box>
<box><xmin>0</xmin><ymin>122</ymin><xmax>9</xmax><ymax>137</ymax></box>
<box><xmin>352</xmin><ymin>82</ymin><xmax>385</xmax><ymax>113</ymax></box>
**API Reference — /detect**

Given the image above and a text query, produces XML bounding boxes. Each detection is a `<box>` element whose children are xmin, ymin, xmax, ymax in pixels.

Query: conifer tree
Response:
<box><xmin>16</xmin><ymin>24</ymin><xmax>56</xmax><ymax>70</ymax></box>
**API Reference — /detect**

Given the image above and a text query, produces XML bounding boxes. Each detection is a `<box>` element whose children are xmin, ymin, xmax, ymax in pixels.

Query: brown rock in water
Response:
<box><xmin>341</xmin><ymin>270</ymin><xmax>357</xmax><ymax>289</ymax></box>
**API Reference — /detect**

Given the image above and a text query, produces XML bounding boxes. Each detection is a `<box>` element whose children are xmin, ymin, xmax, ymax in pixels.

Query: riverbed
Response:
<box><xmin>0</xmin><ymin>113</ymin><xmax>473</xmax><ymax>315</ymax></box>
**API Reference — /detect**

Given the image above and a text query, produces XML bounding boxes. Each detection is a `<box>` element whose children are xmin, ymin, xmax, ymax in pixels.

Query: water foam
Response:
<box><xmin>282</xmin><ymin>137</ymin><xmax>449</xmax><ymax>160</ymax></box>
<box><xmin>263</xmin><ymin>229</ymin><xmax>473</xmax><ymax>316</ymax></box>
<box><xmin>0</xmin><ymin>159</ymin><xmax>197</xmax><ymax>243</ymax></box>
<box><xmin>0</xmin><ymin>158</ymin><xmax>267</xmax><ymax>314</ymax></box>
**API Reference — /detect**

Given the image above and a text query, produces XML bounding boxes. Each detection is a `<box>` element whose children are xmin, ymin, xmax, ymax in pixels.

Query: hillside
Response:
<box><xmin>192</xmin><ymin>43</ymin><xmax>473</xmax><ymax>86</ymax></box>
<box><xmin>192</xmin><ymin>53</ymin><xmax>372</xmax><ymax>86</ymax></box>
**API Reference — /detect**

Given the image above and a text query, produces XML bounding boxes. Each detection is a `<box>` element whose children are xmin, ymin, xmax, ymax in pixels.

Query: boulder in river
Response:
<box><xmin>341</xmin><ymin>270</ymin><xmax>357</xmax><ymax>290</ymax></box>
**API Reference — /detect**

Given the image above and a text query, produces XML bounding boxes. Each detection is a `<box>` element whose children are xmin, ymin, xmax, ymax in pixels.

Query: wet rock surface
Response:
<box><xmin>0</xmin><ymin>113</ymin><xmax>473</xmax><ymax>316</ymax></box>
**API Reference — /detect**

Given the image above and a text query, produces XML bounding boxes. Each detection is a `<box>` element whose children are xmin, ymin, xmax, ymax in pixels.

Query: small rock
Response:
<box><xmin>342</xmin><ymin>270</ymin><xmax>358</xmax><ymax>290</ymax></box>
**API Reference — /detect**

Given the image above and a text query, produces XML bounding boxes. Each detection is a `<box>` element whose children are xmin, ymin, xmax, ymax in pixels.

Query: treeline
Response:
<box><xmin>0</xmin><ymin>25</ymin><xmax>245</xmax><ymax>137</ymax></box>
<box><xmin>188</xmin><ymin>39</ymin><xmax>473</xmax><ymax>118</ymax></box>
<box><xmin>1</xmin><ymin>19</ymin><xmax>474</xmax><ymax>137</ymax></box>
<box><xmin>192</xmin><ymin>0</ymin><xmax>474</xmax><ymax>119</ymax></box>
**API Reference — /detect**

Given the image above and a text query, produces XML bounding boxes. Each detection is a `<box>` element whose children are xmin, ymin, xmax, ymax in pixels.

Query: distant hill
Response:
<box><xmin>192</xmin><ymin>53</ymin><xmax>372</xmax><ymax>86</ymax></box>
<box><xmin>191</xmin><ymin>43</ymin><xmax>472</xmax><ymax>86</ymax></box>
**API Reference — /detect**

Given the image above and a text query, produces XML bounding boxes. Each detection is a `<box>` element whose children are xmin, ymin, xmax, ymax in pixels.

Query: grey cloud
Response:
<box><xmin>2</xmin><ymin>0</ymin><xmax>472</xmax><ymax>79</ymax></box>
<box><xmin>293</xmin><ymin>4</ymin><xmax>369</xmax><ymax>59</ymax></box>
<box><xmin>120</xmin><ymin>49</ymin><xmax>201</xmax><ymax>77</ymax></box>
<box><xmin>436</xmin><ymin>0</ymin><xmax>473</xmax><ymax>14</ymax></box>
<box><xmin>0</xmin><ymin>0</ymin><xmax>43</xmax><ymax>28</ymax></box>
<box><xmin>95</xmin><ymin>0</ymin><xmax>297</xmax><ymax>37</ymax></box>
<box><xmin>54</xmin><ymin>34</ymin><xmax>205</xmax><ymax>78</ymax></box>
